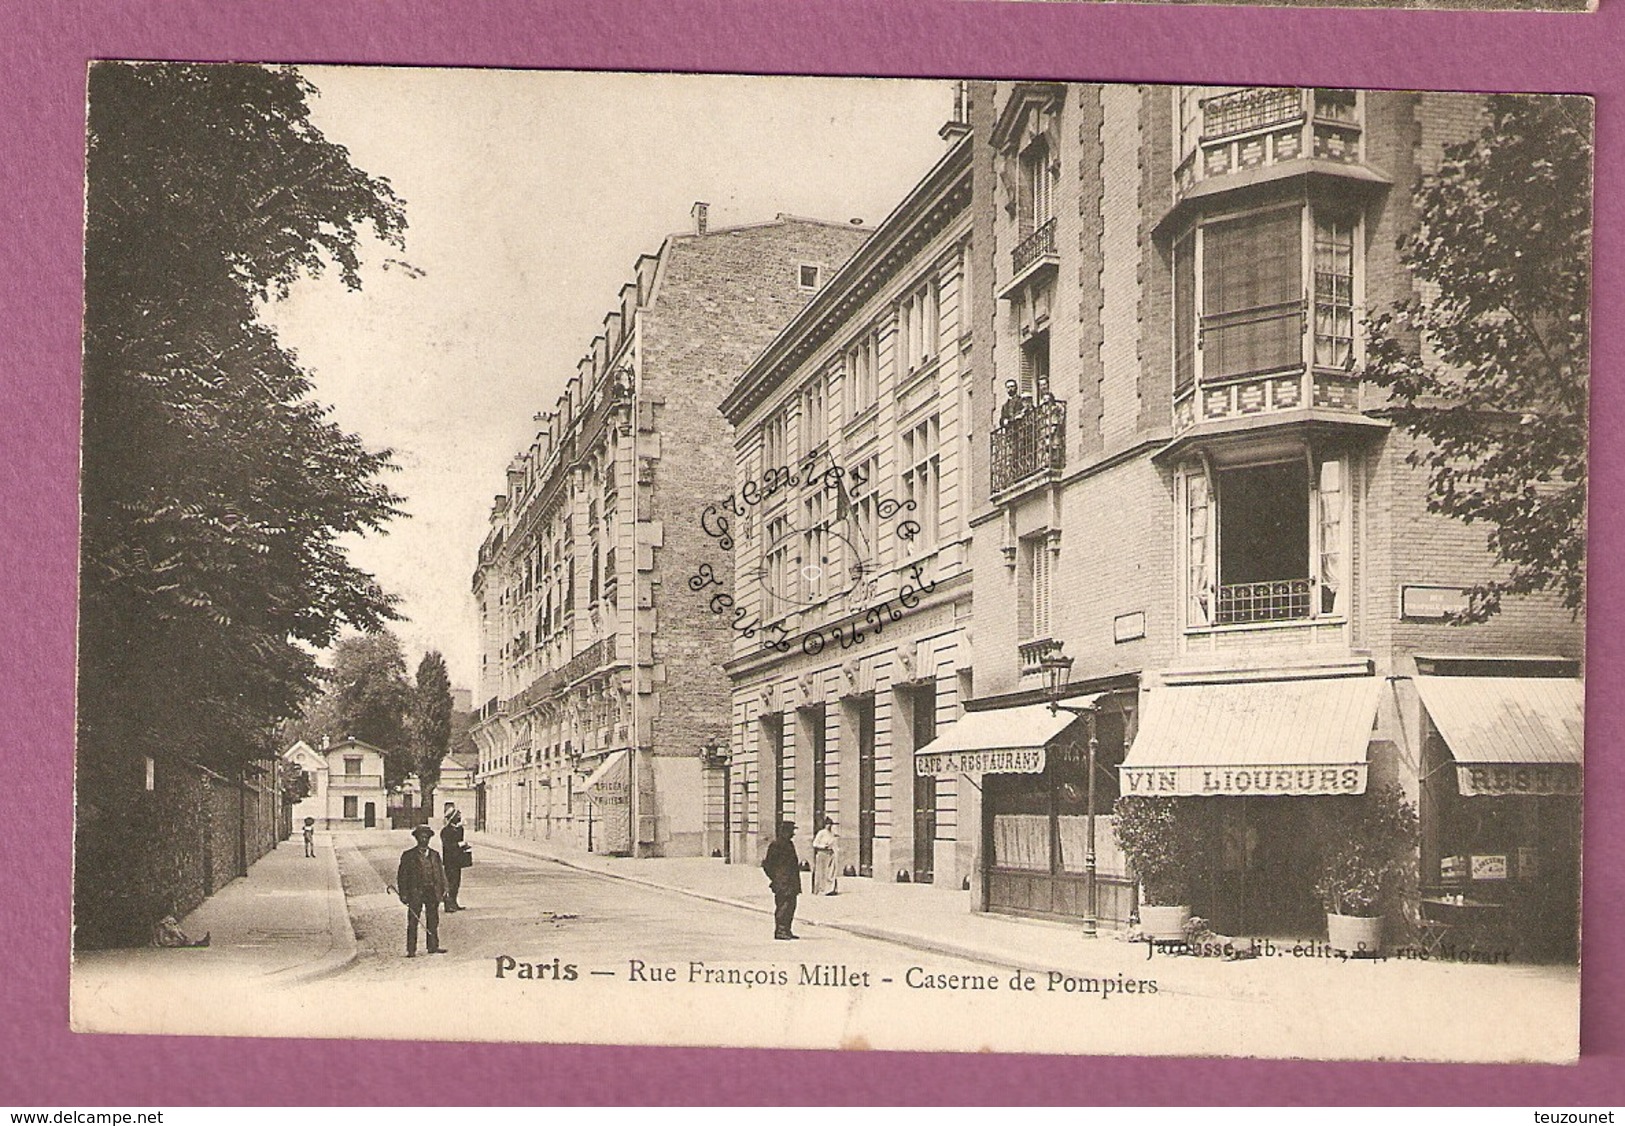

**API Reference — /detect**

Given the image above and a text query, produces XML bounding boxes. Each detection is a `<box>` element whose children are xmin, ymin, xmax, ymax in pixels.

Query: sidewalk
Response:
<box><xmin>467</xmin><ymin>829</ymin><xmax>1578</xmax><ymax>1001</ymax></box>
<box><xmin>71</xmin><ymin>832</ymin><xmax>357</xmax><ymax>990</ymax></box>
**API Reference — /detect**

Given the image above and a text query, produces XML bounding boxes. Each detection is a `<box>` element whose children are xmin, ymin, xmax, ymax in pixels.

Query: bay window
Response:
<box><xmin>1184</xmin><ymin>452</ymin><xmax>1350</xmax><ymax>629</ymax></box>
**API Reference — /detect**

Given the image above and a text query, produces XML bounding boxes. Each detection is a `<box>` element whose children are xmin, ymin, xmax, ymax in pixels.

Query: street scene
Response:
<box><xmin>72</xmin><ymin>64</ymin><xmax>1589</xmax><ymax>1062</ymax></box>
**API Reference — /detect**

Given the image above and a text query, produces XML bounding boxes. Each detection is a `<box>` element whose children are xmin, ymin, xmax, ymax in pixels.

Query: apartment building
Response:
<box><xmin>471</xmin><ymin>206</ymin><xmax>869</xmax><ymax>857</ymax></box>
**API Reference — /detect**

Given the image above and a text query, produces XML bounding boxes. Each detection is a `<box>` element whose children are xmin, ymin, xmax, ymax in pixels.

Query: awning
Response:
<box><xmin>582</xmin><ymin>749</ymin><xmax>629</xmax><ymax>804</ymax></box>
<box><xmin>914</xmin><ymin>699</ymin><xmax>1096</xmax><ymax>776</ymax></box>
<box><xmin>1416</xmin><ymin>676</ymin><xmax>1583</xmax><ymax>797</ymax></box>
<box><xmin>1121</xmin><ymin>676</ymin><xmax>1382</xmax><ymax>796</ymax></box>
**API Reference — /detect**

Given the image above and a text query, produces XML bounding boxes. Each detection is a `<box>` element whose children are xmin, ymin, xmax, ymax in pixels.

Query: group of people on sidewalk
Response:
<box><xmin>761</xmin><ymin>818</ymin><xmax>839</xmax><ymax>940</ymax></box>
<box><xmin>393</xmin><ymin>806</ymin><xmax>472</xmax><ymax>957</ymax></box>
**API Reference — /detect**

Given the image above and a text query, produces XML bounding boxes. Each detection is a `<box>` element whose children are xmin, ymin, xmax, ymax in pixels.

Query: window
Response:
<box><xmin>1021</xmin><ymin>331</ymin><xmax>1051</xmax><ymax>400</ymax></box>
<box><xmin>844</xmin><ymin>331</ymin><xmax>877</xmax><ymax>417</ymax></box>
<box><xmin>343</xmin><ymin>756</ymin><xmax>361</xmax><ymax>777</ymax></box>
<box><xmin>1173</xmin><ymin>202</ymin><xmax>1363</xmax><ymax>397</ymax></box>
<box><xmin>901</xmin><ymin>415</ymin><xmax>941</xmax><ymax>552</ymax></box>
<box><xmin>899</xmin><ymin>278</ymin><xmax>940</xmax><ymax>374</ymax></box>
<box><xmin>802</xmin><ymin>490</ymin><xmax>830</xmax><ymax>604</ymax></box>
<box><xmin>1020</xmin><ymin>138</ymin><xmax>1053</xmax><ymax>236</ymax></box>
<box><xmin>798</xmin><ymin>264</ymin><xmax>821</xmax><ymax>290</ymax></box>
<box><xmin>846</xmin><ymin>454</ymin><xmax>881</xmax><ymax>559</ymax></box>
<box><xmin>1203</xmin><ymin>207</ymin><xmax>1303</xmax><ymax>381</ymax></box>
<box><xmin>343</xmin><ymin>796</ymin><xmax>359</xmax><ymax>820</ymax></box>
<box><xmin>764</xmin><ymin>514</ymin><xmax>792</xmax><ymax>619</ymax></box>
<box><xmin>799</xmin><ymin>375</ymin><xmax>828</xmax><ymax>455</ymax></box>
<box><xmin>762</xmin><ymin>411</ymin><xmax>788</xmax><ymax>475</ymax></box>
<box><xmin>1018</xmin><ymin>534</ymin><xmax>1052</xmax><ymax>642</ymax></box>
<box><xmin>1184</xmin><ymin>453</ymin><xmax>1350</xmax><ymax>628</ymax></box>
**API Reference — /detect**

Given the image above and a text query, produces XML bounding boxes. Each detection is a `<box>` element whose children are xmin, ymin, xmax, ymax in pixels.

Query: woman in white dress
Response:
<box><xmin>811</xmin><ymin>818</ymin><xmax>839</xmax><ymax>896</ymax></box>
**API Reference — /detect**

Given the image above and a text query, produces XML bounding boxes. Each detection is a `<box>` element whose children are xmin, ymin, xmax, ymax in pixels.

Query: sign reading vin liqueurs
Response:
<box><xmin>1121</xmin><ymin>764</ymin><xmax>1368</xmax><ymax>796</ymax></box>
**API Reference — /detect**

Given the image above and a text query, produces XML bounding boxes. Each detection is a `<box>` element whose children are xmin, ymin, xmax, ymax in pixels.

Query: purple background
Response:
<box><xmin>4</xmin><ymin>0</ymin><xmax>1621</xmax><ymax>1105</ymax></box>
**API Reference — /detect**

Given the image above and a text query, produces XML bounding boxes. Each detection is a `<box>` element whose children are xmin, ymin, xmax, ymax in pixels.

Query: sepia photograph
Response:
<box><xmin>69</xmin><ymin>64</ymin><xmax>1590</xmax><ymax>1065</ymax></box>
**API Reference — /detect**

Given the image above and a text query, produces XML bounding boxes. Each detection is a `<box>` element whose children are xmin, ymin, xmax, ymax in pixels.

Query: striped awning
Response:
<box><xmin>914</xmin><ymin>699</ymin><xmax>1097</xmax><ymax>776</ymax></box>
<box><xmin>1121</xmin><ymin>676</ymin><xmax>1382</xmax><ymax>796</ymax></box>
<box><xmin>1416</xmin><ymin>676</ymin><xmax>1584</xmax><ymax>796</ymax></box>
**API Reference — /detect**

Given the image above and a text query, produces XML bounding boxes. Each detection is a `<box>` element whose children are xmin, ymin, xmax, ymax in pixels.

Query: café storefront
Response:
<box><xmin>1118</xmin><ymin>674</ymin><xmax>1385</xmax><ymax>937</ymax></box>
<box><xmin>1414</xmin><ymin>673</ymin><xmax>1583</xmax><ymax>961</ymax></box>
<box><xmin>914</xmin><ymin>697</ymin><xmax>1136</xmax><ymax>926</ymax></box>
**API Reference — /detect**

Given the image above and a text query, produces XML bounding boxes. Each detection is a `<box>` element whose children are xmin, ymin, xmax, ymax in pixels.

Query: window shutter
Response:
<box><xmin>1202</xmin><ymin>207</ymin><xmax>1304</xmax><ymax>380</ymax></box>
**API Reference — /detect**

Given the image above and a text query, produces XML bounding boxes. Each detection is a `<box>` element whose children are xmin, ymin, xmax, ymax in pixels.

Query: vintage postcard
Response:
<box><xmin>70</xmin><ymin>65</ymin><xmax>1589</xmax><ymax>1063</ymax></box>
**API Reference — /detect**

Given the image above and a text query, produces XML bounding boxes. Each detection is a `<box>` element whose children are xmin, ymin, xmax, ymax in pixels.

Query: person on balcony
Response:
<box><xmin>999</xmin><ymin>379</ymin><xmax>1033</xmax><ymax>426</ymax></box>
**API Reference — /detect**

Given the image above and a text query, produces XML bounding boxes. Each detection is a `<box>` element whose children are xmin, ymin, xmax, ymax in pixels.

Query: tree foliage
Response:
<box><xmin>330</xmin><ymin>632</ymin><xmax>412</xmax><ymax>782</ymax></box>
<box><xmin>79</xmin><ymin>62</ymin><xmax>408</xmax><ymax>777</ymax></box>
<box><xmin>408</xmin><ymin>651</ymin><xmax>454</xmax><ymax>813</ymax></box>
<box><xmin>1364</xmin><ymin>94</ymin><xmax>1591</xmax><ymax>622</ymax></box>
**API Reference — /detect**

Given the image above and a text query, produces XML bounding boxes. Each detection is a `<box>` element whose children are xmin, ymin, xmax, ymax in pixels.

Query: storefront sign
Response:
<box><xmin>916</xmin><ymin>747</ymin><xmax>1044</xmax><ymax>776</ymax></box>
<box><xmin>1120</xmin><ymin>764</ymin><xmax>1368</xmax><ymax>796</ymax></box>
<box><xmin>1455</xmin><ymin>762</ymin><xmax>1581</xmax><ymax>796</ymax></box>
<box><xmin>1470</xmin><ymin>854</ymin><xmax>1508</xmax><ymax>880</ymax></box>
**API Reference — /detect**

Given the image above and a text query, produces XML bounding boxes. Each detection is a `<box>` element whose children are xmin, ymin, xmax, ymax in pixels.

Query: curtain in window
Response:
<box><xmin>993</xmin><ymin>813</ymin><xmax>1052</xmax><ymax>871</ymax></box>
<box><xmin>1202</xmin><ymin>207</ymin><xmax>1304</xmax><ymax>380</ymax></box>
<box><xmin>1317</xmin><ymin>458</ymin><xmax>1345</xmax><ymax>615</ymax></box>
<box><xmin>1187</xmin><ymin>469</ymin><xmax>1215</xmax><ymax>626</ymax></box>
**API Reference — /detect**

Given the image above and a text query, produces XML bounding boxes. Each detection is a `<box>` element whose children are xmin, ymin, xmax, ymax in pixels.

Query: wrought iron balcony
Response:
<box><xmin>1215</xmin><ymin>578</ymin><xmax>1312</xmax><ymax>625</ymax></box>
<box><xmin>1203</xmin><ymin>87</ymin><xmax>1305</xmax><ymax>140</ymax></box>
<box><xmin>1012</xmin><ymin>217</ymin><xmax>1058</xmax><ymax>277</ymax></box>
<box><xmin>991</xmin><ymin>396</ymin><xmax>1067</xmax><ymax>496</ymax></box>
<box><xmin>1176</xmin><ymin>88</ymin><xmax>1362</xmax><ymax>195</ymax></box>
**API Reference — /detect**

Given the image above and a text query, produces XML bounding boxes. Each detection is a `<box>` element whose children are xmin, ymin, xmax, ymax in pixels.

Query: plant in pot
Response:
<box><xmin>1113</xmin><ymin>796</ymin><xmax>1202</xmax><ymax>941</ymax></box>
<box><xmin>1313</xmin><ymin>783</ymin><xmax>1420</xmax><ymax>956</ymax></box>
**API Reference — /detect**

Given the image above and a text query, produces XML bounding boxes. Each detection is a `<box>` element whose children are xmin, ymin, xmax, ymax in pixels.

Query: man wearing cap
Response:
<box><xmin>396</xmin><ymin>825</ymin><xmax>450</xmax><ymax>957</ymax></box>
<box><xmin>761</xmin><ymin>821</ymin><xmax>802</xmax><ymax>940</ymax></box>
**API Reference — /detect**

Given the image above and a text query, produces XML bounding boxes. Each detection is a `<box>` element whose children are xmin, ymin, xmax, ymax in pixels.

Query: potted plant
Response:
<box><xmin>1313</xmin><ymin>784</ymin><xmax>1420</xmax><ymax>956</ymax></box>
<box><xmin>1113</xmin><ymin>796</ymin><xmax>1203</xmax><ymax>941</ymax></box>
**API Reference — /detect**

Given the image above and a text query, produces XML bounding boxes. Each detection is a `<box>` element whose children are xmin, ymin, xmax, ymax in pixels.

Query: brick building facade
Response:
<box><xmin>943</xmin><ymin>83</ymin><xmax>1583</xmax><ymax>952</ymax></box>
<box><xmin>470</xmin><ymin>208</ymin><xmax>869</xmax><ymax>857</ymax></box>
<box><xmin>720</xmin><ymin>127</ymin><xmax>976</xmax><ymax>881</ymax></box>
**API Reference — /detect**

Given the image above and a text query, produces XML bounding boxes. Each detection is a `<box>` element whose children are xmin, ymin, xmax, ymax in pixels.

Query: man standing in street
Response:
<box><xmin>396</xmin><ymin>825</ymin><xmax>449</xmax><ymax>957</ymax></box>
<box><xmin>440</xmin><ymin>806</ymin><xmax>468</xmax><ymax>912</ymax></box>
<box><xmin>762</xmin><ymin>821</ymin><xmax>802</xmax><ymax>940</ymax></box>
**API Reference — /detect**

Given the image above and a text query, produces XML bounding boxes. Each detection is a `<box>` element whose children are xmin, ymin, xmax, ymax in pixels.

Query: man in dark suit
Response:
<box><xmin>762</xmin><ymin>821</ymin><xmax>802</xmax><ymax>940</ymax></box>
<box><xmin>396</xmin><ymin>825</ymin><xmax>449</xmax><ymax>957</ymax></box>
<box><xmin>439</xmin><ymin>807</ymin><xmax>468</xmax><ymax>912</ymax></box>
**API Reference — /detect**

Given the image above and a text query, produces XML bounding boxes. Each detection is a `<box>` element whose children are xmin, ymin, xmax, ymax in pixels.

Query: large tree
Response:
<box><xmin>408</xmin><ymin>651</ymin><xmax>455</xmax><ymax>819</ymax></box>
<box><xmin>79</xmin><ymin>62</ymin><xmax>407</xmax><ymax>784</ymax></box>
<box><xmin>1364</xmin><ymin>94</ymin><xmax>1591</xmax><ymax>622</ymax></box>
<box><xmin>329</xmin><ymin>631</ymin><xmax>413</xmax><ymax>783</ymax></box>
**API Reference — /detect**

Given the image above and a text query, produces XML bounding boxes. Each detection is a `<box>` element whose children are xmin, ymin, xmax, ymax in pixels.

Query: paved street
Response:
<box><xmin>332</xmin><ymin>832</ymin><xmax>991</xmax><ymax>982</ymax></box>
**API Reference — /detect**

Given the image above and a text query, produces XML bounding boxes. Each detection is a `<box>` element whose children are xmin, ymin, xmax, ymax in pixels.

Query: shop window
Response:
<box><xmin>900</xmin><ymin>415</ymin><xmax>941</xmax><ymax>553</ymax></box>
<box><xmin>1185</xmin><ymin>454</ymin><xmax>1349</xmax><ymax>628</ymax></box>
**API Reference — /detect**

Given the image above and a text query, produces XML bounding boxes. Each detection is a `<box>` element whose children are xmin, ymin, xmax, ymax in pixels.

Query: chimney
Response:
<box><xmin>691</xmin><ymin>201</ymin><xmax>709</xmax><ymax>236</ymax></box>
<box><xmin>939</xmin><ymin>80</ymin><xmax>972</xmax><ymax>142</ymax></box>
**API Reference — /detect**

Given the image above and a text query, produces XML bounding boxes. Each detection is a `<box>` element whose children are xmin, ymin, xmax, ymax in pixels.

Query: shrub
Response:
<box><xmin>1313</xmin><ymin>784</ymin><xmax>1420</xmax><ymax>917</ymax></box>
<box><xmin>1112</xmin><ymin>796</ymin><xmax>1205</xmax><ymax>906</ymax></box>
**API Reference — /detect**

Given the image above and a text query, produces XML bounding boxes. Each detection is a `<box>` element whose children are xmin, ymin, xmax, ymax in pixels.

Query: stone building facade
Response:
<box><xmin>720</xmin><ymin>130</ymin><xmax>976</xmax><ymax>883</ymax></box>
<box><xmin>946</xmin><ymin>83</ymin><xmax>1583</xmax><ymax>952</ymax></box>
<box><xmin>471</xmin><ymin>208</ymin><xmax>870</xmax><ymax>857</ymax></box>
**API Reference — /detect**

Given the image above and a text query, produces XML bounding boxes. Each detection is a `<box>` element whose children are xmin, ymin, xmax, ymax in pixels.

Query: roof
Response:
<box><xmin>1121</xmin><ymin>676</ymin><xmax>1382</xmax><ymax>796</ymax></box>
<box><xmin>1416</xmin><ymin>676</ymin><xmax>1583</xmax><ymax>768</ymax></box>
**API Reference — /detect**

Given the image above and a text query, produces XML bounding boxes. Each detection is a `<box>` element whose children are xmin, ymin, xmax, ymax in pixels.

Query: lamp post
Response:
<box><xmin>1042</xmin><ymin>650</ymin><xmax>1100</xmax><ymax>939</ymax></box>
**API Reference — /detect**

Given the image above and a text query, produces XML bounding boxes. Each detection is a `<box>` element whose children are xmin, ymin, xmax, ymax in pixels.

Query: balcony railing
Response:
<box><xmin>1012</xmin><ymin>217</ymin><xmax>1058</xmax><ymax>277</ymax></box>
<box><xmin>1018</xmin><ymin>638</ymin><xmax>1064</xmax><ymax>677</ymax></box>
<box><xmin>1215</xmin><ymin>579</ymin><xmax>1312</xmax><ymax>625</ymax></box>
<box><xmin>1203</xmin><ymin>87</ymin><xmax>1304</xmax><ymax>140</ymax></box>
<box><xmin>992</xmin><ymin>397</ymin><xmax>1067</xmax><ymax>496</ymax></box>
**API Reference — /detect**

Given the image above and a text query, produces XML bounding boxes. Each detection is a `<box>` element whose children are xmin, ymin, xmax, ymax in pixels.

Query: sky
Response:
<box><xmin>263</xmin><ymin>67</ymin><xmax>957</xmax><ymax>690</ymax></box>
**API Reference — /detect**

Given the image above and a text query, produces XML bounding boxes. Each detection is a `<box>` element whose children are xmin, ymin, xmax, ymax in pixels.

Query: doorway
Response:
<box><xmin>911</xmin><ymin>683</ymin><xmax>938</xmax><ymax>883</ymax></box>
<box><xmin>363</xmin><ymin>801</ymin><xmax>376</xmax><ymax>829</ymax></box>
<box><xmin>854</xmin><ymin>695</ymin><xmax>876</xmax><ymax>877</ymax></box>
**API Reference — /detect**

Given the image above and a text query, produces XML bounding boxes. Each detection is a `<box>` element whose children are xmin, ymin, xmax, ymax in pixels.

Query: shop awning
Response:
<box><xmin>914</xmin><ymin>699</ymin><xmax>1097</xmax><ymax>776</ymax></box>
<box><xmin>1121</xmin><ymin>676</ymin><xmax>1382</xmax><ymax>796</ymax></box>
<box><xmin>1416</xmin><ymin>676</ymin><xmax>1583</xmax><ymax>797</ymax></box>
<box><xmin>582</xmin><ymin>749</ymin><xmax>629</xmax><ymax>803</ymax></box>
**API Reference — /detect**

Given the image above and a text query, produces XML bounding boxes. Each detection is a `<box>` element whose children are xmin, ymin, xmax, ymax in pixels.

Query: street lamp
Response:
<box><xmin>1041</xmin><ymin>649</ymin><xmax>1100</xmax><ymax>939</ymax></box>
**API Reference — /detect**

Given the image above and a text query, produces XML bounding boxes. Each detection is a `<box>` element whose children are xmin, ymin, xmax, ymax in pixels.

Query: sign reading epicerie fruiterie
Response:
<box><xmin>1121</xmin><ymin>764</ymin><xmax>1369</xmax><ymax>796</ymax></box>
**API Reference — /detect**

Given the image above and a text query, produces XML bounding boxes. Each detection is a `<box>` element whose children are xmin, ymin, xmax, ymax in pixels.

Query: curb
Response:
<box><xmin>267</xmin><ymin>837</ymin><xmax>360</xmax><ymax>986</ymax></box>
